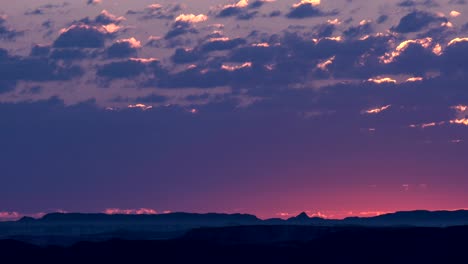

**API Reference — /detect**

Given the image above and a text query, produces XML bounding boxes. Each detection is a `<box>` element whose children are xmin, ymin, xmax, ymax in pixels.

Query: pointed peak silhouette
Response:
<box><xmin>287</xmin><ymin>212</ymin><xmax>312</xmax><ymax>222</ymax></box>
<box><xmin>296</xmin><ymin>212</ymin><xmax>310</xmax><ymax>219</ymax></box>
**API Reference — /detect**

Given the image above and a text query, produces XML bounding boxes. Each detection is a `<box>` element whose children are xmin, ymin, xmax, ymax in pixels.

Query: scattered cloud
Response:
<box><xmin>0</xmin><ymin>15</ymin><xmax>23</xmax><ymax>40</ymax></box>
<box><xmin>450</xmin><ymin>118</ymin><xmax>468</xmax><ymax>126</ymax></box>
<box><xmin>105</xmin><ymin>37</ymin><xmax>142</xmax><ymax>58</ymax></box>
<box><xmin>54</xmin><ymin>24</ymin><xmax>113</xmax><ymax>48</ymax></box>
<box><xmin>87</xmin><ymin>0</ymin><xmax>102</xmax><ymax>5</ymax></box>
<box><xmin>94</xmin><ymin>10</ymin><xmax>126</xmax><ymax>24</ymax></box>
<box><xmin>127</xmin><ymin>104</ymin><xmax>154</xmax><ymax>111</ymax></box>
<box><xmin>363</xmin><ymin>105</ymin><xmax>392</xmax><ymax>114</ymax></box>
<box><xmin>450</xmin><ymin>10</ymin><xmax>461</xmax><ymax>17</ymax></box>
<box><xmin>104</xmin><ymin>208</ymin><xmax>158</xmax><ymax>214</ymax></box>
<box><xmin>287</xmin><ymin>0</ymin><xmax>336</xmax><ymax>19</ymax></box>
<box><xmin>367</xmin><ymin>78</ymin><xmax>397</xmax><ymax>84</ymax></box>
<box><xmin>391</xmin><ymin>11</ymin><xmax>447</xmax><ymax>33</ymax></box>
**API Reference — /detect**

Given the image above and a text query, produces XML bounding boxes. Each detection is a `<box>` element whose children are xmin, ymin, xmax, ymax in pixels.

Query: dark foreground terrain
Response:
<box><xmin>1</xmin><ymin>225</ymin><xmax>468</xmax><ymax>264</ymax></box>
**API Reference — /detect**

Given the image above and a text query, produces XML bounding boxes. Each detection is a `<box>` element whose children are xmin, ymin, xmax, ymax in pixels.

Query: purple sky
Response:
<box><xmin>1</xmin><ymin>0</ymin><xmax>468</xmax><ymax>220</ymax></box>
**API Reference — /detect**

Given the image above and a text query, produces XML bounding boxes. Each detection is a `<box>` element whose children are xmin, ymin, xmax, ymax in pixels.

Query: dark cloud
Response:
<box><xmin>217</xmin><ymin>6</ymin><xmax>244</xmax><ymax>18</ymax></box>
<box><xmin>171</xmin><ymin>48</ymin><xmax>201</xmax><ymax>64</ymax></box>
<box><xmin>105</xmin><ymin>38</ymin><xmax>141</xmax><ymax>58</ymax></box>
<box><xmin>397</xmin><ymin>0</ymin><xmax>439</xmax><ymax>8</ymax></box>
<box><xmin>87</xmin><ymin>0</ymin><xmax>102</xmax><ymax>5</ymax></box>
<box><xmin>286</xmin><ymin>2</ymin><xmax>338</xmax><ymax>19</ymax></box>
<box><xmin>164</xmin><ymin>21</ymin><xmax>198</xmax><ymax>39</ymax></box>
<box><xmin>50</xmin><ymin>48</ymin><xmax>92</xmax><ymax>61</ymax></box>
<box><xmin>391</xmin><ymin>11</ymin><xmax>447</xmax><ymax>33</ymax></box>
<box><xmin>77</xmin><ymin>10</ymin><xmax>125</xmax><ymax>26</ymax></box>
<box><xmin>42</xmin><ymin>19</ymin><xmax>53</xmax><ymax>29</ymax></box>
<box><xmin>30</xmin><ymin>45</ymin><xmax>51</xmax><ymax>57</ymax></box>
<box><xmin>343</xmin><ymin>21</ymin><xmax>373</xmax><ymax>39</ymax></box>
<box><xmin>156</xmin><ymin>67</ymin><xmax>231</xmax><ymax>88</ymax></box>
<box><xmin>96</xmin><ymin>59</ymin><xmax>162</xmax><ymax>80</ymax></box>
<box><xmin>53</xmin><ymin>24</ymin><xmax>110</xmax><ymax>48</ymax></box>
<box><xmin>25</xmin><ymin>9</ymin><xmax>44</xmax><ymax>15</ymax></box>
<box><xmin>127</xmin><ymin>4</ymin><xmax>183</xmax><ymax>20</ymax></box>
<box><xmin>0</xmin><ymin>48</ymin><xmax>83</xmax><ymax>88</ymax></box>
<box><xmin>201</xmin><ymin>38</ymin><xmax>247</xmax><ymax>52</ymax></box>
<box><xmin>442</xmin><ymin>39</ymin><xmax>468</xmax><ymax>73</ymax></box>
<box><xmin>269</xmin><ymin>10</ymin><xmax>282</xmax><ymax>17</ymax></box>
<box><xmin>94</xmin><ymin>10</ymin><xmax>125</xmax><ymax>24</ymax></box>
<box><xmin>24</xmin><ymin>3</ymin><xmax>70</xmax><ymax>15</ymax></box>
<box><xmin>249</xmin><ymin>1</ymin><xmax>267</xmax><ymax>9</ymax></box>
<box><xmin>376</xmin><ymin>15</ymin><xmax>389</xmax><ymax>24</ymax></box>
<box><xmin>448</xmin><ymin>0</ymin><xmax>466</xmax><ymax>4</ymax></box>
<box><xmin>0</xmin><ymin>16</ymin><xmax>23</xmax><ymax>40</ymax></box>
<box><xmin>236</xmin><ymin>11</ymin><xmax>259</xmax><ymax>20</ymax></box>
<box><xmin>312</xmin><ymin>23</ymin><xmax>336</xmax><ymax>38</ymax></box>
<box><xmin>215</xmin><ymin>0</ymin><xmax>271</xmax><ymax>20</ymax></box>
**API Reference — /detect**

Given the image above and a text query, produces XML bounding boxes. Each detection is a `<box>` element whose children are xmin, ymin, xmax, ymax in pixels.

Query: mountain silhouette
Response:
<box><xmin>36</xmin><ymin>212</ymin><xmax>260</xmax><ymax>225</ymax></box>
<box><xmin>1</xmin><ymin>210</ymin><xmax>468</xmax><ymax>246</ymax></box>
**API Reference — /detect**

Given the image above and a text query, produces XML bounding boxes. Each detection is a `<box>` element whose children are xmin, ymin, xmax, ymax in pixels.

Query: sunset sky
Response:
<box><xmin>1</xmin><ymin>0</ymin><xmax>468</xmax><ymax>220</ymax></box>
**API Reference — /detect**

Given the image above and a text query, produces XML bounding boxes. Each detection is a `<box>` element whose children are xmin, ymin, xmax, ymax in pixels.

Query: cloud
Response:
<box><xmin>397</xmin><ymin>0</ymin><xmax>439</xmax><ymax>8</ymax></box>
<box><xmin>287</xmin><ymin>0</ymin><xmax>336</xmax><ymax>19</ymax></box>
<box><xmin>363</xmin><ymin>105</ymin><xmax>392</xmax><ymax>114</ymax></box>
<box><xmin>94</xmin><ymin>10</ymin><xmax>126</xmax><ymax>24</ymax></box>
<box><xmin>30</xmin><ymin>44</ymin><xmax>51</xmax><ymax>57</ymax></box>
<box><xmin>87</xmin><ymin>0</ymin><xmax>102</xmax><ymax>5</ymax></box>
<box><xmin>54</xmin><ymin>24</ymin><xmax>113</xmax><ymax>48</ymax></box>
<box><xmin>0</xmin><ymin>48</ymin><xmax>83</xmax><ymax>86</ymax></box>
<box><xmin>450</xmin><ymin>118</ymin><xmax>468</xmax><ymax>125</ymax></box>
<box><xmin>447</xmin><ymin>37</ymin><xmax>468</xmax><ymax>46</ymax></box>
<box><xmin>293</xmin><ymin>0</ymin><xmax>321</xmax><ymax>8</ymax></box>
<box><xmin>50</xmin><ymin>48</ymin><xmax>91</xmax><ymax>61</ymax></box>
<box><xmin>175</xmin><ymin>14</ymin><xmax>208</xmax><ymax>24</ymax></box>
<box><xmin>442</xmin><ymin>37</ymin><xmax>468</xmax><ymax>73</ymax></box>
<box><xmin>450</xmin><ymin>10</ymin><xmax>461</xmax><ymax>17</ymax></box>
<box><xmin>201</xmin><ymin>37</ymin><xmax>247</xmax><ymax>52</ymax></box>
<box><xmin>24</xmin><ymin>3</ymin><xmax>70</xmax><ymax>15</ymax></box>
<box><xmin>409</xmin><ymin>121</ymin><xmax>444</xmax><ymax>128</ymax></box>
<box><xmin>367</xmin><ymin>77</ymin><xmax>397</xmax><ymax>84</ymax></box>
<box><xmin>97</xmin><ymin>58</ymin><xmax>161</xmax><ymax>79</ymax></box>
<box><xmin>391</xmin><ymin>11</ymin><xmax>447</xmax><ymax>33</ymax></box>
<box><xmin>127</xmin><ymin>3</ymin><xmax>183</xmax><ymax>20</ymax></box>
<box><xmin>221</xmin><ymin>62</ymin><xmax>252</xmax><ymax>71</ymax></box>
<box><xmin>406</xmin><ymin>77</ymin><xmax>424</xmax><ymax>82</ymax></box>
<box><xmin>215</xmin><ymin>0</ymin><xmax>271</xmax><ymax>20</ymax></box>
<box><xmin>249</xmin><ymin>0</ymin><xmax>275</xmax><ymax>9</ymax></box>
<box><xmin>0</xmin><ymin>15</ymin><xmax>23</xmax><ymax>40</ymax></box>
<box><xmin>171</xmin><ymin>48</ymin><xmax>202</xmax><ymax>64</ymax></box>
<box><xmin>127</xmin><ymin>104</ymin><xmax>153</xmax><ymax>111</ymax></box>
<box><xmin>449</xmin><ymin>0</ymin><xmax>466</xmax><ymax>4</ymax></box>
<box><xmin>106</xmin><ymin>37</ymin><xmax>142</xmax><ymax>58</ymax></box>
<box><xmin>218</xmin><ymin>0</ymin><xmax>249</xmax><ymax>18</ymax></box>
<box><xmin>343</xmin><ymin>20</ymin><xmax>373</xmax><ymax>39</ymax></box>
<box><xmin>164</xmin><ymin>15</ymin><xmax>207</xmax><ymax>39</ymax></box>
<box><xmin>378</xmin><ymin>37</ymin><xmax>439</xmax><ymax>75</ymax></box>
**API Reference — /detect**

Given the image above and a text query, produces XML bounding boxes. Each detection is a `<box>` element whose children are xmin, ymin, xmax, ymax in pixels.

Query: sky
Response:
<box><xmin>1</xmin><ymin>0</ymin><xmax>468</xmax><ymax>220</ymax></box>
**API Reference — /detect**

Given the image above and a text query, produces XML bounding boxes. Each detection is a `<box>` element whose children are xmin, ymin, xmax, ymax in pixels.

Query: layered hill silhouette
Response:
<box><xmin>2</xmin><ymin>225</ymin><xmax>468</xmax><ymax>263</ymax></box>
<box><xmin>11</xmin><ymin>209</ymin><xmax>468</xmax><ymax>226</ymax></box>
<box><xmin>1</xmin><ymin>210</ymin><xmax>468</xmax><ymax>246</ymax></box>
